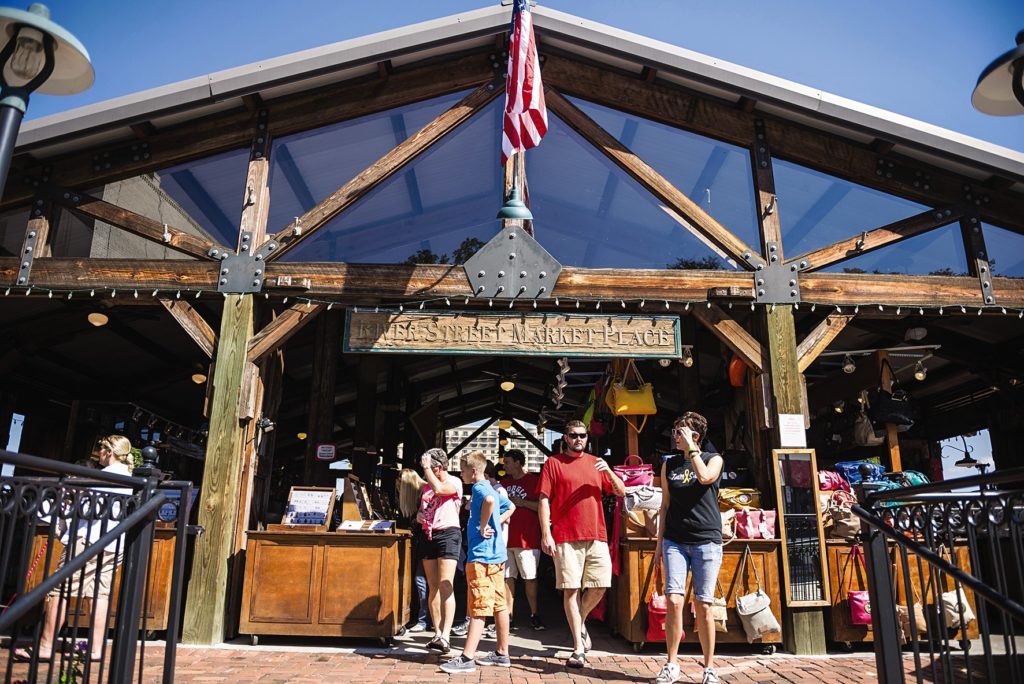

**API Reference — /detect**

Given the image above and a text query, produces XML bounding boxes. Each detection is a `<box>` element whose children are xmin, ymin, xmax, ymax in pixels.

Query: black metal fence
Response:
<box><xmin>0</xmin><ymin>449</ymin><xmax>193</xmax><ymax>684</ymax></box>
<box><xmin>853</xmin><ymin>467</ymin><xmax>1024</xmax><ymax>684</ymax></box>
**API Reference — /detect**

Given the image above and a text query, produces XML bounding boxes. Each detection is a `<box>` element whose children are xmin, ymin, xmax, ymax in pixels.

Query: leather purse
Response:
<box><xmin>825</xmin><ymin>490</ymin><xmax>860</xmax><ymax>540</ymax></box>
<box><xmin>734</xmin><ymin>546</ymin><xmax>781</xmax><ymax>642</ymax></box>
<box><xmin>605</xmin><ymin>359</ymin><xmax>657</xmax><ymax>417</ymax></box>
<box><xmin>818</xmin><ymin>470</ymin><xmax>851</xmax><ymax>492</ymax></box>
<box><xmin>646</xmin><ymin>562</ymin><xmax>669</xmax><ymax>642</ymax></box>
<box><xmin>719</xmin><ymin>487</ymin><xmax>761</xmax><ymax>512</ymax></box>
<box><xmin>624</xmin><ymin>485</ymin><xmax>662</xmax><ymax>511</ymax></box>
<box><xmin>614</xmin><ymin>453</ymin><xmax>654</xmax><ymax>487</ymax></box>
<box><xmin>868</xmin><ymin>359</ymin><xmax>915</xmax><ymax>430</ymax></box>
<box><xmin>735</xmin><ymin>509</ymin><xmax>776</xmax><ymax>540</ymax></box>
<box><xmin>846</xmin><ymin>545</ymin><xmax>872</xmax><ymax>625</ymax></box>
<box><xmin>721</xmin><ymin>508</ymin><xmax>736</xmax><ymax>542</ymax></box>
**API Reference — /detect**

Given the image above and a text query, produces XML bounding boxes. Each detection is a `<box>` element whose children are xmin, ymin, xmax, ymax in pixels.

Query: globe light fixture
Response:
<box><xmin>500</xmin><ymin>379</ymin><xmax>515</xmax><ymax>392</ymax></box>
<box><xmin>0</xmin><ymin>4</ymin><xmax>93</xmax><ymax>193</ymax></box>
<box><xmin>914</xmin><ymin>360</ymin><xmax>927</xmax><ymax>381</ymax></box>
<box><xmin>842</xmin><ymin>354</ymin><xmax>856</xmax><ymax>374</ymax></box>
<box><xmin>86</xmin><ymin>311</ymin><xmax>108</xmax><ymax>327</ymax></box>
<box><xmin>681</xmin><ymin>346</ymin><xmax>694</xmax><ymax>368</ymax></box>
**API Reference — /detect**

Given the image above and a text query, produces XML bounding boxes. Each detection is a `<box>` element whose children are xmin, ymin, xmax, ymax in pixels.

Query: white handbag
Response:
<box><xmin>941</xmin><ymin>587</ymin><xmax>975</xmax><ymax>628</ymax></box>
<box><xmin>624</xmin><ymin>485</ymin><xmax>662</xmax><ymax>511</ymax></box>
<box><xmin>734</xmin><ymin>546</ymin><xmax>781</xmax><ymax>642</ymax></box>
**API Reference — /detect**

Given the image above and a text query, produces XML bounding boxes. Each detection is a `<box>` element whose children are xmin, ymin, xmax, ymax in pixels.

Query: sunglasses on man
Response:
<box><xmin>566</xmin><ymin>432</ymin><xmax>588</xmax><ymax>439</ymax></box>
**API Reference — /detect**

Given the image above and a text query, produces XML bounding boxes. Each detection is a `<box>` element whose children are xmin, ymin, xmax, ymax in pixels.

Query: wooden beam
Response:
<box><xmin>796</xmin><ymin>314</ymin><xmax>854</xmax><ymax>373</ymax></box>
<box><xmin>263</xmin><ymin>81</ymin><xmax>500</xmax><ymax>260</ymax></box>
<box><xmin>17</xmin><ymin>209</ymin><xmax>51</xmax><ymax>285</ymax></box>
<box><xmin>44</xmin><ymin>186</ymin><xmax>225</xmax><ymax>260</ymax></box>
<box><xmin>545</xmin><ymin>87</ymin><xmax>763</xmax><ymax>269</ymax></box>
<box><xmin>787</xmin><ymin>206</ymin><xmax>965</xmax><ymax>273</ymax></box>
<box><xmin>449</xmin><ymin>417</ymin><xmax>497</xmax><ymax>458</ymax></box>
<box><xmin>508</xmin><ymin>418</ymin><xmax>553</xmax><ymax>457</ymax></box>
<box><xmin>159</xmin><ymin>299</ymin><xmax>217</xmax><ymax>358</ymax></box>
<box><xmin>4</xmin><ymin>53</ymin><xmax>494</xmax><ymax>211</ymax></box>
<box><xmin>0</xmin><ymin>258</ymin><xmax>218</xmax><ymax>290</ymax></box>
<box><xmin>692</xmin><ymin>303</ymin><xmax>765</xmax><ymax>373</ymax></box>
<box><xmin>540</xmin><ymin>55</ymin><xmax>1024</xmax><ymax>234</ymax></box>
<box><xmin>751</xmin><ymin>119</ymin><xmax>783</xmax><ymax>253</ymax></box>
<box><xmin>304</xmin><ymin>311</ymin><xmax>342</xmax><ymax>486</ymax></box>
<box><xmin>246</xmin><ymin>302</ymin><xmax>324</xmax><ymax>364</ymax></box>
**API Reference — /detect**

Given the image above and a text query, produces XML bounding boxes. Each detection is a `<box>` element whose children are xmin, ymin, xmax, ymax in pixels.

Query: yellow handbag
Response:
<box><xmin>719</xmin><ymin>487</ymin><xmax>762</xmax><ymax>512</ymax></box>
<box><xmin>604</xmin><ymin>359</ymin><xmax>657</xmax><ymax>416</ymax></box>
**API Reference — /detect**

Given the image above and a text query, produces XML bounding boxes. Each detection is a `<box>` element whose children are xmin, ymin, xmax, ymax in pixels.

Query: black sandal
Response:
<box><xmin>567</xmin><ymin>651</ymin><xmax>587</xmax><ymax>669</ymax></box>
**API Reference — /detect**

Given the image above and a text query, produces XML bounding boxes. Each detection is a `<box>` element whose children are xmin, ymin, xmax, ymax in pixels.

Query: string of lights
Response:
<box><xmin>3</xmin><ymin>284</ymin><xmax>1023</xmax><ymax>318</ymax></box>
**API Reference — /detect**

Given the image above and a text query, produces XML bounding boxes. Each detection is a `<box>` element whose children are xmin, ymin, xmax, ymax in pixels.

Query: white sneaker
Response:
<box><xmin>702</xmin><ymin>667</ymin><xmax>720</xmax><ymax>684</ymax></box>
<box><xmin>653</xmin><ymin>661</ymin><xmax>680</xmax><ymax>684</ymax></box>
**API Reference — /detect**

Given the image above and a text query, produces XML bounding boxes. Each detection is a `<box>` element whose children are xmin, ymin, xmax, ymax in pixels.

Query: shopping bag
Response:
<box><xmin>719</xmin><ymin>487</ymin><xmax>761</xmax><ymax>511</ymax></box>
<box><xmin>734</xmin><ymin>546</ymin><xmax>781</xmax><ymax>642</ymax></box>
<box><xmin>735</xmin><ymin>509</ymin><xmax>776</xmax><ymax>540</ymax></box>
<box><xmin>614</xmin><ymin>454</ymin><xmax>654</xmax><ymax>487</ymax></box>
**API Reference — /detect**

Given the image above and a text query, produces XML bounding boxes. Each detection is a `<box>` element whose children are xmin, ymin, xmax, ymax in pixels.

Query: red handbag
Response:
<box><xmin>847</xmin><ymin>545</ymin><xmax>872</xmax><ymax>626</ymax></box>
<box><xmin>819</xmin><ymin>470</ymin><xmax>852</xmax><ymax>492</ymax></box>
<box><xmin>613</xmin><ymin>454</ymin><xmax>654</xmax><ymax>487</ymax></box>
<box><xmin>735</xmin><ymin>509</ymin><xmax>777</xmax><ymax>539</ymax></box>
<box><xmin>646</xmin><ymin>563</ymin><xmax>671</xmax><ymax>642</ymax></box>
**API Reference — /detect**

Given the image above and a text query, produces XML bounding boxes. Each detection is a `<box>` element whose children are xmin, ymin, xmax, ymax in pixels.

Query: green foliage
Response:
<box><xmin>404</xmin><ymin>237</ymin><xmax>487</xmax><ymax>266</ymax></box>
<box><xmin>667</xmin><ymin>255</ymin><xmax>723</xmax><ymax>270</ymax></box>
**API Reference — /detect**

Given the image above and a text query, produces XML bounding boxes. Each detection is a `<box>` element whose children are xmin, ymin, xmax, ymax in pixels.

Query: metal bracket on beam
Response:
<box><xmin>92</xmin><ymin>142</ymin><xmax>151</xmax><ymax>172</ymax></box>
<box><xmin>215</xmin><ymin>230</ymin><xmax>279</xmax><ymax>294</ymax></box>
<box><xmin>875</xmin><ymin>158</ymin><xmax>931</xmax><ymax>190</ymax></box>
<box><xmin>15</xmin><ymin>200</ymin><xmax>47</xmax><ymax>286</ymax></box>
<box><xmin>19</xmin><ymin>165</ymin><xmax>51</xmax><ymax>191</ymax></box>
<box><xmin>962</xmin><ymin>213</ymin><xmax>995</xmax><ymax>305</ymax></box>
<box><xmin>753</xmin><ymin>241</ymin><xmax>801</xmax><ymax>305</ymax></box>
<box><xmin>464</xmin><ymin>225</ymin><xmax>561</xmax><ymax>299</ymax></box>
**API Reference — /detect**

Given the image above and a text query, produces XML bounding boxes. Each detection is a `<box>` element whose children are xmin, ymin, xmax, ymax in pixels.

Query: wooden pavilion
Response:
<box><xmin>1</xmin><ymin>4</ymin><xmax>1022</xmax><ymax>652</ymax></box>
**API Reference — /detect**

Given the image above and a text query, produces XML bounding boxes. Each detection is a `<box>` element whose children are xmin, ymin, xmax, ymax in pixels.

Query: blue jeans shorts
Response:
<box><xmin>662</xmin><ymin>539</ymin><xmax>723</xmax><ymax>604</ymax></box>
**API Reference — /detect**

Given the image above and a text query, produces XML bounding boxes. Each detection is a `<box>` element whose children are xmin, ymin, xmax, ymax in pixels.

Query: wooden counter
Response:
<box><xmin>825</xmin><ymin>540</ymin><xmax>979</xmax><ymax>645</ymax></box>
<box><xmin>238</xmin><ymin>530</ymin><xmax>412</xmax><ymax>644</ymax></box>
<box><xmin>610</xmin><ymin>537</ymin><xmax>783</xmax><ymax>652</ymax></box>
<box><xmin>26</xmin><ymin>525</ymin><xmax>178</xmax><ymax>632</ymax></box>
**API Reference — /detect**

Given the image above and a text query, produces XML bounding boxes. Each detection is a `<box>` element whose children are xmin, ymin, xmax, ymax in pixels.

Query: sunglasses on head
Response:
<box><xmin>671</xmin><ymin>427</ymin><xmax>689</xmax><ymax>436</ymax></box>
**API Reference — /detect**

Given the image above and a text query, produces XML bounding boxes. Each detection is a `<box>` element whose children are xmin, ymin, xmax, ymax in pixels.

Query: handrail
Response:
<box><xmin>852</xmin><ymin>503</ymin><xmax>1024</xmax><ymax>623</ymax></box>
<box><xmin>864</xmin><ymin>466</ymin><xmax>1024</xmax><ymax>503</ymax></box>
<box><xmin>1</xmin><ymin>449</ymin><xmax>147</xmax><ymax>487</ymax></box>
<box><xmin>0</xmin><ymin>491</ymin><xmax>168</xmax><ymax>630</ymax></box>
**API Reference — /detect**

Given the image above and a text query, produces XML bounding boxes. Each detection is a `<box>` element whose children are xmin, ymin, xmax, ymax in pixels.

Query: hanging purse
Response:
<box><xmin>605</xmin><ymin>359</ymin><xmax>657</xmax><ymax>424</ymax></box>
<box><xmin>646</xmin><ymin>561</ymin><xmax>669</xmax><ymax>642</ymax></box>
<box><xmin>721</xmin><ymin>508</ymin><xmax>736</xmax><ymax>542</ymax></box>
<box><xmin>826</xmin><ymin>490</ymin><xmax>860</xmax><ymax>540</ymax></box>
<box><xmin>846</xmin><ymin>544</ymin><xmax>872</xmax><ymax>626</ymax></box>
<box><xmin>818</xmin><ymin>470</ymin><xmax>852</xmax><ymax>492</ymax></box>
<box><xmin>734</xmin><ymin>545</ymin><xmax>781</xmax><ymax>642</ymax></box>
<box><xmin>894</xmin><ymin>549</ymin><xmax>928</xmax><ymax>637</ymax></box>
<box><xmin>688</xmin><ymin>580</ymin><xmax>729</xmax><ymax>633</ymax></box>
<box><xmin>614</xmin><ymin>454</ymin><xmax>654</xmax><ymax>487</ymax></box>
<box><xmin>941</xmin><ymin>587</ymin><xmax>975</xmax><ymax>628</ymax></box>
<box><xmin>868</xmin><ymin>359</ymin><xmax>915</xmax><ymax>431</ymax></box>
<box><xmin>853</xmin><ymin>410</ymin><xmax>886</xmax><ymax>446</ymax></box>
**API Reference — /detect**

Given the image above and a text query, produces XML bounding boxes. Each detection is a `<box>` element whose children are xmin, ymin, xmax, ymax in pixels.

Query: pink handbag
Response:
<box><xmin>613</xmin><ymin>454</ymin><xmax>654</xmax><ymax>487</ymax></box>
<box><xmin>818</xmin><ymin>470</ymin><xmax>852</xmax><ymax>492</ymax></box>
<box><xmin>735</xmin><ymin>509</ymin><xmax>776</xmax><ymax>539</ymax></box>
<box><xmin>847</xmin><ymin>545</ymin><xmax>872</xmax><ymax>625</ymax></box>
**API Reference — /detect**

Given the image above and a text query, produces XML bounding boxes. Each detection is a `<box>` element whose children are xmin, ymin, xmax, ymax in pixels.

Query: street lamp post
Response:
<box><xmin>972</xmin><ymin>29</ymin><xmax>1024</xmax><ymax>116</ymax></box>
<box><xmin>0</xmin><ymin>3</ymin><xmax>92</xmax><ymax>196</ymax></box>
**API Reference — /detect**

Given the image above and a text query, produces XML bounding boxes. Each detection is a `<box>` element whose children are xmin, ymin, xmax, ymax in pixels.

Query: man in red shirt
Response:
<box><xmin>501</xmin><ymin>448</ymin><xmax>545</xmax><ymax>631</ymax></box>
<box><xmin>538</xmin><ymin>420</ymin><xmax>626</xmax><ymax>669</ymax></box>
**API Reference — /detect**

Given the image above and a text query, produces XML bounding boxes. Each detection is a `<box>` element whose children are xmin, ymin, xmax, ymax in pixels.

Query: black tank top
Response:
<box><xmin>663</xmin><ymin>452</ymin><xmax>722</xmax><ymax>545</ymax></box>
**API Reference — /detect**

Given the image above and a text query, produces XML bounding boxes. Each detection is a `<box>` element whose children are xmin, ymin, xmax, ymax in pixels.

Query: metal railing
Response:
<box><xmin>853</xmin><ymin>467</ymin><xmax>1024</xmax><ymax>684</ymax></box>
<box><xmin>0</xmin><ymin>449</ymin><xmax>193</xmax><ymax>683</ymax></box>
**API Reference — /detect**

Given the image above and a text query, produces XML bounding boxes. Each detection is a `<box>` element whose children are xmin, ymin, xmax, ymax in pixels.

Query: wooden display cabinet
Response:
<box><xmin>610</xmin><ymin>537</ymin><xmax>783</xmax><ymax>653</ymax></box>
<box><xmin>26</xmin><ymin>525</ymin><xmax>179</xmax><ymax>632</ymax></box>
<box><xmin>238</xmin><ymin>529</ymin><xmax>412</xmax><ymax>645</ymax></box>
<box><xmin>826</xmin><ymin>540</ymin><xmax>979</xmax><ymax>645</ymax></box>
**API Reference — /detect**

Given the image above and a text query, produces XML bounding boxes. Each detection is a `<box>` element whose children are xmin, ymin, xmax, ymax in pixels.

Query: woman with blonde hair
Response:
<box><xmin>398</xmin><ymin>468</ymin><xmax>431</xmax><ymax>633</ymax></box>
<box><xmin>15</xmin><ymin>435</ymin><xmax>134</xmax><ymax>664</ymax></box>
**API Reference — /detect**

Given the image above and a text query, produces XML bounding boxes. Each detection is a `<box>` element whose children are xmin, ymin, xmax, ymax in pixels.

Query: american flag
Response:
<box><xmin>501</xmin><ymin>0</ymin><xmax>547</xmax><ymax>165</ymax></box>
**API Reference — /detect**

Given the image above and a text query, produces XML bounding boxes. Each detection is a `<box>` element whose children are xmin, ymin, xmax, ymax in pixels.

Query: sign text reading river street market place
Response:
<box><xmin>344</xmin><ymin>310</ymin><xmax>681</xmax><ymax>358</ymax></box>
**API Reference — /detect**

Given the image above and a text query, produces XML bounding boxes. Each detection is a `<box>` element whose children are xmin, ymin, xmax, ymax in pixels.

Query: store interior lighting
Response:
<box><xmin>499</xmin><ymin>379</ymin><xmax>515</xmax><ymax>392</ymax></box>
<box><xmin>681</xmin><ymin>346</ymin><xmax>694</xmax><ymax>368</ymax></box>
<box><xmin>842</xmin><ymin>355</ymin><xmax>856</xmax><ymax>374</ymax></box>
<box><xmin>190</xmin><ymin>364</ymin><xmax>208</xmax><ymax>385</ymax></box>
<box><xmin>87</xmin><ymin>311</ymin><xmax>108</xmax><ymax>327</ymax></box>
<box><xmin>658</xmin><ymin>358</ymin><xmax>673</xmax><ymax>368</ymax></box>
<box><xmin>914</xmin><ymin>361</ymin><xmax>927</xmax><ymax>381</ymax></box>
<box><xmin>833</xmin><ymin>400</ymin><xmax>845</xmax><ymax>414</ymax></box>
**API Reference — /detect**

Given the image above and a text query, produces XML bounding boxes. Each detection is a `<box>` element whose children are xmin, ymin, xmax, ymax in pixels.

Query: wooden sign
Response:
<box><xmin>344</xmin><ymin>309</ymin><xmax>680</xmax><ymax>358</ymax></box>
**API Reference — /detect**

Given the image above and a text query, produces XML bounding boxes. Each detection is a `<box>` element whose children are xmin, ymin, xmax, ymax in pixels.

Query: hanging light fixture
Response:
<box><xmin>190</xmin><ymin>364</ymin><xmax>208</xmax><ymax>385</ymax></box>
<box><xmin>500</xmin><ymin>378</ymin><xmax>515</xmax><ymax>392</ymax></box>
<box><xmin>842</xmin><ymin>354</ymin><xmax>856</xmax><ymax>374</ymax></box>
<box><xmin>658</xmin><ymin>358</ymin><xmax>673</xmax><ymax>368</ymax></box>
<box><xmin>86</xmin><ymin>311</ymin><xmax>108</xmax><ymax>327</ymax></box>
<box><xmin>833</xmin><ymin>400</ymin><xmax>845</xmax><ymax>414</ymax></box>
<box><xmin>681</xmin><ymin>346</ymin><xmax>694</xmax><ymax>368</ymax></box>
<box><xmin>497</xmin><ymin>419</ymin><xmax>512</xmax><ymax>430</ymax></box>
<box><xmin>914</xmin><ymin>360</ymin><xmax>927</xmax><ymax>381</ymax></box>
<box><xmin>297</xmin><ymin>432</ymin><xmax>308</xmax><ymax>441</ymax></box>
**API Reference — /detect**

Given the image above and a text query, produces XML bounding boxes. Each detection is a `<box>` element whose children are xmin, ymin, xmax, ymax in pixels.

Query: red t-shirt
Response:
<box><xmin>537</xmin><ymin>451</ymin><xmax>614</xmax><ymax>544</ymax></box>
<box><xmin>501</xmin><ymin>472</ymin><xmax>541</xmax><ymax>550</ymax></box>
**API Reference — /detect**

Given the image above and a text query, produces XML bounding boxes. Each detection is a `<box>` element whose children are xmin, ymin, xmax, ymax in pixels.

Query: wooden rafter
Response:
<box><xmin>545</xmin><ymin>88</ymin><xmax>764</xmax><ymax>269</ymax></box>
<box><xmin>4</xmin><ymin>53</ymin><xmax>495</xmax><ymax>212</ymax></box>
<box><xmin>796</xmin><ymin>314</ymin><xmax>854</xmax><ymax>373</ymax></box>
<box><xmin>509</xmin><ymin>418</ymin><xmax>553</xmax><ymax>456</ymax></box>
<box><xmin>540</xmin><ymin>55</ymin><xmax>1024</xmax><ymax>234</ymax></box>
<box><xmin>44</xmin><ymin>186</ymin><xmax>226</xmax><ymax>261</ymax></box>
<box><xmin>691</xmin><ymin>304</ymin><xmax>765</xmax><ymax>373</ymax></box>
<box><xmin>247</xmin><ymin>302</ymin><xmax>324</xmax><ymax>364</ymax></box>
<box><xmin>262</xmin><ymin>81</ymin><xmax>501</xmax><ymax>261</ymax></box>
<box><xmin>159</xmin><ymin>299</ymin><xmax>217</xmax><ymax>358</ymax></box>
<box><xmin>787</xmin><ymin>206</ymin><xmax>965</xmax><ymax>273</ymax></box>
<box><xmin>6</xmin><ymin>258</ymin><xmax>1024</xmax><ymax>307</ymax></box>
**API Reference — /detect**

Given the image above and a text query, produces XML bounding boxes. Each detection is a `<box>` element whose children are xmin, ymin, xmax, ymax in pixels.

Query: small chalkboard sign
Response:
<box><xmin>281</xmin><ymin>486</ymin><xmax>335</xmax><ymax>530</ymax></box>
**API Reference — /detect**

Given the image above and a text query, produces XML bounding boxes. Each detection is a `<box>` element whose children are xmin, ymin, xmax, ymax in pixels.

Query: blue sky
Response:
<box><xmin>21</xmin><ymin>1</ymin><xmax>1024</xmax><ymax>151</ymax></box>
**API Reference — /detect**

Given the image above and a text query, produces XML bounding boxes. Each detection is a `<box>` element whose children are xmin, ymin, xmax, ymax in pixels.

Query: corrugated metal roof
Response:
<box><xmin>16</xmin><ymin>4</ymin><xmax>1024</xmax><ymax>185</ymax></box>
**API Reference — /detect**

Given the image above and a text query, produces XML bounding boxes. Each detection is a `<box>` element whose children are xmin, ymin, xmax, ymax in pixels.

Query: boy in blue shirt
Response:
<box><xmin>440</xmin><ymin>451</ymin><xmax>515</xmax><ymax>674</ymax></box>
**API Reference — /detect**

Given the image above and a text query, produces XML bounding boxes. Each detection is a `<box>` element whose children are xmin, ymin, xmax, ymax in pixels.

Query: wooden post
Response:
<box><xmin>751</xmin><ymin>118</ymin><xmax>827</xmax><ymax>655</ymax></box>
<box><xmin>304</xmin><ymin>311</ymin><xmax>340</xmax><ymax>487</ymax></box>
<box><xmin>182</xmin><ymin>112</ymin><xmax>272</xmax><ymax>645</ymax></box>
<box><xmin>353</xmin><ymin>356</ymin><xmax>382</xmax><ymax>483</ymax></box>
<box><xmin>877</xmin><ymin>350</ymin><xmax>902</xmax><ymax>471</ymax></box>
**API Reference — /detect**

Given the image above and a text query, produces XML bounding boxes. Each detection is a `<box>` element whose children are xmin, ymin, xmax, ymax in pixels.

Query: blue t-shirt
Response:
<box><xmin>467</xmin><ymin>480</ymin><xmax>512</xmax><ymax>564</ymax></box>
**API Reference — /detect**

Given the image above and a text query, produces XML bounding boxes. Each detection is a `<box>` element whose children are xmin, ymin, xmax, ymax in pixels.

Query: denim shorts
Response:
<box><xmin>662</xmin><ymin>539</ymin><xmax>723</xmax><ymax>603</ymax></box>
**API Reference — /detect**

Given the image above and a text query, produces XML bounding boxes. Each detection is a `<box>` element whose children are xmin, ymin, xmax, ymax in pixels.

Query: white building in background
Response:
<box><xmin>445</xmin><ymin>423</ymin><xmax>548</xmax><ymax>473</ymax></box>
